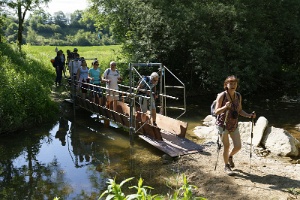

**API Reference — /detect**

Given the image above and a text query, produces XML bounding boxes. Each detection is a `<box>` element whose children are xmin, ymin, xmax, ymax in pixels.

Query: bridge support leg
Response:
<box><xmin>104</xmin><ymin>119</ymin><xmax>110</xmax><ymax>127</ymax></box>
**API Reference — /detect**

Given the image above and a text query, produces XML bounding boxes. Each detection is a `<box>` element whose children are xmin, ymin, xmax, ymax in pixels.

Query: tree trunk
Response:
<box><xmin>17</xmin><ymin>3</ymin><xmax>23</xmax><ymax>52</ymax></box>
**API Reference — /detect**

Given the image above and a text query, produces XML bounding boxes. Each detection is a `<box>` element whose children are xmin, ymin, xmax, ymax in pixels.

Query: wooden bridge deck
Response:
<box><xmin>72</xmin><ymin>96</ymin><xmax>204</xmax><ymax>157</ymax></box>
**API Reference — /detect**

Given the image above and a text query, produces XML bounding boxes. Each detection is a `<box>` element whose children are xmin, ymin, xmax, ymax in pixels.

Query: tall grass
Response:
<box><xmin>23</xmin><ymin>45</ymin><xmax>125</xmax><ymax>73</ymax></box>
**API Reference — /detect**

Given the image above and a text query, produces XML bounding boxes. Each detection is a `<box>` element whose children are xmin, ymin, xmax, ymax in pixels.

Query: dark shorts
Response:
<box><xmin>80</xmin><ymin>80</ymin><xmax>89</xmax><ymax>93</ymax></box>
<box><xmin>91</xmin><ymin>84</ymin><xmax>102</xmax><ymax>97</ymax></box>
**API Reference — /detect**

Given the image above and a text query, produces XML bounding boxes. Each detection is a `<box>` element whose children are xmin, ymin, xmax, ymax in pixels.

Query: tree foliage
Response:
<box><xmin>4</xmin><ymin>0</ymin><xmax>51</xmax><ymax>51</ymax></box>
<box><xmin>1</xmin><ymin>7</ymin><xmax>117</xmax><ymax>46</ymax></box>
<box><xmin>89</xmin><ymin>0</ymin><xmax>300</xmax><ymax>96</ymax></box>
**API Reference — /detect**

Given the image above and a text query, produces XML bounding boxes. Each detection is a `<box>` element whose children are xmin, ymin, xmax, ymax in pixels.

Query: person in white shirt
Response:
<box><xmin>102</xmin><ymin>61</ymin><xmax>121</xmax><ymax>111</ymax></box>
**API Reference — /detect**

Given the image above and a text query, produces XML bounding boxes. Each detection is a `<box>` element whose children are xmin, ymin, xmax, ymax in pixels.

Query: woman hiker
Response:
<box><xmin>214</xmin><ymin>75</ymin><xmax>256</xmax><ymax>175</ymax></box>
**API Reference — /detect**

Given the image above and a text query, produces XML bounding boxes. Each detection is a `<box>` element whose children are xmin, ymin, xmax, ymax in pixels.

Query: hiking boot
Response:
<box><xmin>229</xmin><ymin>156</ymin><xmax>235</xmax><ymax>168</ymax></box>
<box><xmin>153</xmin><ymin>121</ymin><xmax>157</xmax><ymax>126</ymax></box>
<box><xmin>225</xmin><ymin>164</ymin><xmax>235</xmax><ymax>176</ymax></box>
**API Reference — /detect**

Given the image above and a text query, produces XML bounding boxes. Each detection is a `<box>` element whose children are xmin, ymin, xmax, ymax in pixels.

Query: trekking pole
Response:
<box><xmin>214</xmin><ymin>110</ymin><xmax>229</xmax><ymax>170</ymax></box>
<box><xmin>214</xmin><ymin>135</ymin><xmax>222</xmax><ymax>170</ymax></box>
<box><xmin>249</xmin><ymin>111</ymin><xmax>255</xmax><ymax>171</ymax></box>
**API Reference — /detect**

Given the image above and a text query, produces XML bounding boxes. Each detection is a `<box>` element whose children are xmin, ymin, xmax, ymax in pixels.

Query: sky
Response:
<box><xmin>42</xmin><ymin>0</ymin><xmax>89</xmax><ymax>15</ymax></box>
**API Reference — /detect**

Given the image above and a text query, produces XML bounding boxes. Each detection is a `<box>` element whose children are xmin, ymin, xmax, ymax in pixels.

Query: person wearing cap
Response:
<box><xmin>88</xmin><ymin>60</ymin><xmax>103</xmax><ymax>105</ymax></box>
<box><xmin>102</xmin><ymin>61</ymin><xmax>121</xmax><ymax>111</ymax></box>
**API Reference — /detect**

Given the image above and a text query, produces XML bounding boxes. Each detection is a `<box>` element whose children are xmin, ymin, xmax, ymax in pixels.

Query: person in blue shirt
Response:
<box><xmin>88</xmin><ymin>60</ymin><xmax>102</xmax><ymax>105</ymax></box>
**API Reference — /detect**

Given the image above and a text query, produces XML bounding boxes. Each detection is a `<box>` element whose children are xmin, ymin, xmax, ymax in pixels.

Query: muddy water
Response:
<box><xmin>0</xmin><ymin>98</ymin><xmax>299</xmax><ymax>199</ymax></box>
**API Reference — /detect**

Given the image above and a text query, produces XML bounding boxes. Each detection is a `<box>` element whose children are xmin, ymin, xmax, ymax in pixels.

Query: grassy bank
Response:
<box><xmin>0</xmin><ymin>44</ymin><xmax>123</xmax><ymax>134</ymax></box>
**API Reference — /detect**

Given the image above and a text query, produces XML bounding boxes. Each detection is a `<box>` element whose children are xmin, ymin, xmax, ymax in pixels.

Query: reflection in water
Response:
<box><xmin>0</xmin><ymin>106</ymin><xmax>137</xmax><ymax>199</ymax></box>
<box><xmin>0</xmin><ymin>99</ymin><xmax>299</xmax><ymax>199</ymax></box>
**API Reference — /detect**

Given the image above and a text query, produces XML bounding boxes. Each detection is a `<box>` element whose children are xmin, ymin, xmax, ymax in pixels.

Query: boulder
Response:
<box><xmin>246</xmin><ymin>116</ymin><xmax>268</xmax><ymax>146</ymax></box>
<box><xmin>261</xmin><ymin>126</ymin><xmax>300</xmax><ymax>157</ymax></box>
<box><xmin>194</xmin><ymin>115</ymin><xmax>300</xmax><ymax>157</ymax></box>
<box><xmin>193</xmin><ymin>126</ymin><xmax>216</xmax><ymax>142</ymax></box>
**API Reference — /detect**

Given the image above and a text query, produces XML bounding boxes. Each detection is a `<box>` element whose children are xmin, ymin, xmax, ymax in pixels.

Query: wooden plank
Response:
<box><xmin>155</xmin><ymin>114</ymin><xmax>187</xmax><ymax>137</ymax></box>
<box><xmin>142</xmin><ymin>123</ymin><xmax>156</xmax><ymax>139</ymax></box>
<box><xmin>120</xmin><ymin>114</ymin><xmax>129</xmax><ymax>127</ymax></box>
<box><xmin>111</xmin><ymin>110</ymin><xmax>123</xmax><ymax>125</ymax></box>
<box><xmin>92</xmin><ymin>102</ymin><xmax>99</xmax><ymax>113</ymax></box>
<box><xmin>98</xmin><ymin>105</ymin><xmax>107</xmax><ymax>117</ymax></box>
<box><xmin>139</xmin><ymin>134</ymin><xmax>203</xmax><ymax>157</ymax></box>
<box><xmin>116</xmin><ymin>101</ymin><xmax>130</xmax><ymax>115</ymax></box>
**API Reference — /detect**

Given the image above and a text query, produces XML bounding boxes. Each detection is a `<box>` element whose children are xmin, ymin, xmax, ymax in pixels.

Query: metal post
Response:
<box><xmin>129</xmin><ymin>63</ymin><xmax>134</xmax><ymax>145</ymax></box>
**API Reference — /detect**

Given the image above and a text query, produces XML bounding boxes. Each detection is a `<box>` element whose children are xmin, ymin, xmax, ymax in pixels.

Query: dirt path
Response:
<box><xmin>164</xmin><ymin>140</ymin><xmax>300</xmax><ymax>200</ymax></box>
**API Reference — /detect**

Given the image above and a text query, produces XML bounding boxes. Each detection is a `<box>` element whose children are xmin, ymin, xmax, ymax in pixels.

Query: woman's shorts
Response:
<box><xmin>106</xmin><ymin>90</ymin><xmax>119</xmax><ymax>101</ymax></box>
<box><xmin>79</xmin><ymin>80</ymin><xmax>89</xmax><ymax>93</ymax></box>
<box><xmin>91</xmin><ymin>85</ymin><xmax>102</xmax><ymax>97</ymax></box>
<box><xmin>215</xmin><ymin>125</ymin><xmax>238</xmax><ymax>135</ymax></box>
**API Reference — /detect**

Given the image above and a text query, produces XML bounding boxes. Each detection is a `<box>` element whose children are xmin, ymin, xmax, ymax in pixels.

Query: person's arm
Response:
<box><xmin>77</xmin><ymin>68</ymin><xmax>80</xmax><ymax>81</ymax></box>
<box><xmin>136</xmin><ymin>81</ymin><xmax>147</xmax><ymax>94</ymax></box>
<box><xmin>214</xmin><ymin>93</ymin><xmax>230</xmax><ymax>115</ymax></box>
<box><xmin>238</xmin><ymin>95</ymin><xmax>256</xmax><ymax>118</ymax></box>
<box><xmin>102</xmin><ymin>70</ymin><xmax>109</xmax><ymax>83</ymax></box>
<box><xmin>88</xmin><ymin>69</ymin><xmax>93</xmax><ymax>82</ymax></box>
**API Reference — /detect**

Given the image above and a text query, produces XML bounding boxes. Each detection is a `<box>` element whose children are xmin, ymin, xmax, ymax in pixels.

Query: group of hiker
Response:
<box><xmin>53</xmin><ymin>47</ymin><xmax>257</xmax><ymax>175</ymax></box>
<box><xmin>52</xmin><ymin>47</ymin><xmax>160</xmax><ymax>126</ymax></box>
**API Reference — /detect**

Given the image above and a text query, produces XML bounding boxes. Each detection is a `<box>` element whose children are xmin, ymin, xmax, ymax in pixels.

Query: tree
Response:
<box><xmin>89</xmin><ymin>0</ymin><xmax>300</xmax><ymax>96</ymax></box>
<box><xmin>5</xmin><ymin>0</ymin><xmax>51</xmax><ymax>51</ymax></box>
<box><xmin>52</xmin><ymin>11</ymin><xmax>68</xmax><ymax>28</ymax></box>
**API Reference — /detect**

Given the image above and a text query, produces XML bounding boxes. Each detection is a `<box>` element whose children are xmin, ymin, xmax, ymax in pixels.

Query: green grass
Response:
<box><xmin>0</xmin><ymin>44</ymin><xmax>124</xmax><ymax>134</ymax></box>
<box><xmin>23</xmin><ymin>45</ymin><xmax>124</xmax><ymax>72</ymax></box>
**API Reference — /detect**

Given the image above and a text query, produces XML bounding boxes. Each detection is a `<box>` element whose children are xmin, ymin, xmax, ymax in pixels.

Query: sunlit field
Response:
<box><xmin>23</xmin><ymin>45</ymin><xmax>123</xmax><ymax>72</ymax></box>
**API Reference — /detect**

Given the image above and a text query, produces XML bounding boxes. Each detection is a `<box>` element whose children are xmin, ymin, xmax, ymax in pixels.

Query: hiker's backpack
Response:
<box><xmin>211</xmin><ymin>92</ymin><xmax>225</xmax><ymax>117</ymax></box>
<box><xmin>106</xmin><ymin>68</ymin><xmax>119</xmax><ymax>76</ymax></box>
<box><xmin>137</xmin><ymin>76</ymin><xmax>151</xmax><ymax>94</ymax></box>
<box><xmin>50</xmin><ymin>59</ymin><xmax>55</xmax><ymax>67</ymax></box>
<box><xmin>211</xmin><ymin>92</ymin><xmax>240</xmax><ymax>117</ymax></box>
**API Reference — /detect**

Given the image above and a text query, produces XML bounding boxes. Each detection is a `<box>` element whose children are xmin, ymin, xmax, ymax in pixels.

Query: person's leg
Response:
<box><xmin>150</xmin><ymin>98</ymin><xmax>157</xmax><ymax>125</ymax></box>
<box><xmin>221</xmin><ymin>131</ymin><xmax>230</xmax><ymax>165</ymax></box>
<box><xmin>113</xmin><ymin>100</ymin><xmax>117</xmax><ymax>111</ymax></box>
<box><xmin>113</xmin><ymin>91</ymin><xmax>119</xmax><ymax>111</ymax></box>
<box><xmin>228</xmin><ymin>129</ymin><xmax>241</xmax><ymax>168</ymax></box>
<box><xmin>151</xmin><ymin>109</ymin><xmax>157</xmax><ymax>126</ymax></box>
<box><xmin>58</xmin><ymin>69</ymin><xmax>62</xmax><ymax>85</ymax></box>
<box><xmin>229</xmin><ymin>130</ymin><xmax>241</xmax><ymax>157</ymax></box>
<box><xmin>140</xmin><ymin>97</ymin><xmax>148</xmax><ymax>122</ymax></box>
<box><xmin>91</xmin><ymin>86</ymin><xmax>95</xmax><ymax>102</ymax></box>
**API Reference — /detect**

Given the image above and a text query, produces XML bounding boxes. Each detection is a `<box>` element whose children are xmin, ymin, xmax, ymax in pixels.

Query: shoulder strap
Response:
<box><xmin>221</xmin><ymin>91</ymin><xmax>226</xmax><ymax>105</ymax></box>
<box><xmin>235</xmin><ymin>92</ymin><xmax>241</xmax><ymax>101</ymax></box>
<box><xmin>107</xmin><ymin>68</ymin><xmax>111</xmax><ymax>76</ymax></box>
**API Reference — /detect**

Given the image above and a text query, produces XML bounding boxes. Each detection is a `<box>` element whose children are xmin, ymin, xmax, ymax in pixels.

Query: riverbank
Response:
<box><xmin>155</xmin><ymin>139</ymin><xmax>300</xmax><ymax>199</ymax></box>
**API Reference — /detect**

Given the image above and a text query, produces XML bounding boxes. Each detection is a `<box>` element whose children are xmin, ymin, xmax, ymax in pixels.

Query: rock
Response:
<box><xmin>194</xmin><ymin>115</ymin><xmax>300</xmax><ymax>157</ymax></box>
<box><xmin>238</xmin><ymin>121</ymin><xmax>252</xmax><ymax>142</ymax></box>
<box><xmin>202</xmin><ymin>115</ymin><xmax>216</xmax><ymax>127</ymax></box>
<box><xmin>261</xmin><ymin>126</ymin><xmax>300</xmax><ymax>157</ymax></box>
<box><xmin>246</xmin><ymin>116</ymin><xmax>268</xmax><ymax>146</ymax></box>
<box><xmin>193</xmin><ymin>126</ymin><xmax>217</xmax><ymax>142</ymax></box>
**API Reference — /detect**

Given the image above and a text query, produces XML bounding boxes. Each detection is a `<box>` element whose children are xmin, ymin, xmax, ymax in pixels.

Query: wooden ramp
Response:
<box><xmin>139</xmin><ymin>131</ymin><xmax>203</xmax><ymax>157</ymax></box>
<box><xmin>72</xmin><ymin>96</ymin><xmax>204</xmax><ymax>157</ymax></box>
